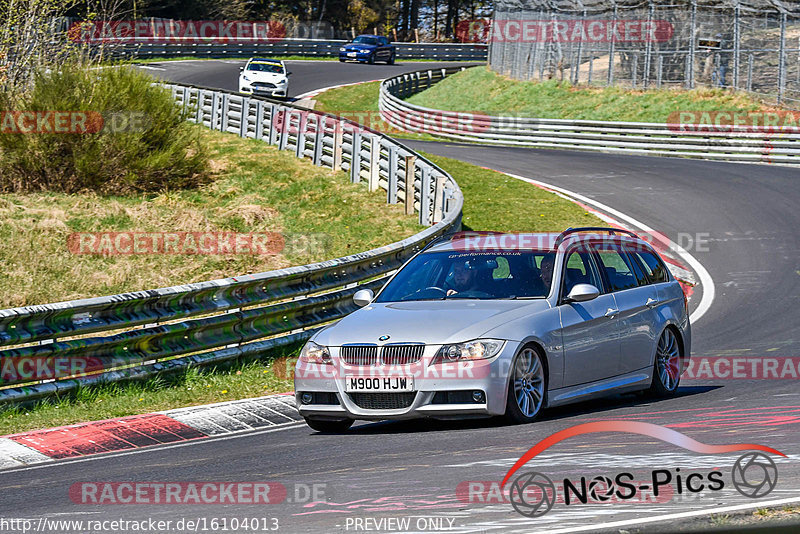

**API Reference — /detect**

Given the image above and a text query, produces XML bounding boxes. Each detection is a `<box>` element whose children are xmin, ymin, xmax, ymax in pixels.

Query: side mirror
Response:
<box><xmin>565</xmin><ymin>284</ymin><xmax>600</xmax><ymax>303</ymax></box>
<box><xmin>239</xmin><ymin>66</ymin><xmax>244</xmax><ymax>72</ymax></box>
<box><xmin>287</xmin><ymin>71</ymin><xmax>293</xmax><ymax>76</ymax></box>
<box><xmin>353</xmin><ymin>288</ymin><xmax>374</xmax><ymax>308</ymax></box>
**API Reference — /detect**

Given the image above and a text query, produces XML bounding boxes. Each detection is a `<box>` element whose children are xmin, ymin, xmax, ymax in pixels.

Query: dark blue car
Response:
<box><xmin>338</xmin><ymin>35</ymin><xmax>395</xmax><ymax>64</ymax></box>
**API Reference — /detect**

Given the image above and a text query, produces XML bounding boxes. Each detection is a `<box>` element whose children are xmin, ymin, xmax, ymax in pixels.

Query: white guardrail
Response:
<box><xmin>0</xmin><ymin>84</ymin><xmax>463</xmax><ymax>404</ymax></box>
<box><xmin>380</xmin><ymin>67</ymin><xmax>800</xmax><ymax>166</ymax></box>
<box><xmin>106</xmin><ymin>38</ymin><xmax>488</xmax><ymax>61</ymax></box>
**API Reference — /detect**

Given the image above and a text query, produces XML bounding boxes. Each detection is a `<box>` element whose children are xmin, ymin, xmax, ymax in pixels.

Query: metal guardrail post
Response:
<box><xmin>278</xmin><ymin>110</ymin><xmax>290</xmax><ymax>150</ymax></box>
<box><xmin>369</xmin><ymin>136</ymin><xmax>380</xmax><ymax>192</ymax></box>
<box><xmin>433</xmin><ymin>176</ymin><xmax>445</xmax><ymax>223</ymax></box>
<box><xmin>255</xmin><ymin>100</ymin><xmax>265</xmax><ymax>140</ymax></box>
<box><xmin>296</xmin><ymin>111</ymin><xmax>307</xmax><ymax>158</ymax></box>
<box><xmin>313</xmin><ymin>115</ymin><xmax>325</xmax><ymax>165</ymax></box>
<box><xmin>419</xmin><ymin>165</ymin><xmax>431</xmax><ymax>225</ymax></box>
<box><xmin>351</xmin><ymin>129</ymin><xmax>362</xmax><ymax>183</ymax></box>
<box><xmin>221</xmin><ymin>93</ymin><xmax>230</xmax><ymax>131</ymax></box>
<box><xmin>239</xmin><ymin>98</ymin><xmax>249</xmax><ymax>137</ymax></box>
<box><xmin>387</xmin><ymin>145</ymin><xmax>398</xmax><ymax>204</ymax></box>
<box><xmin>333</xmin><ymin>122</ymin><xmax>343</xmax><ymax>170</ymax></box>
<box><xmin>268</xmin><ymin>104</ymin><xmax>279</xmax><ymax>145</ymax></box>
<box><xmin>404</xmin><ymin>155</ymin><xmax>416</xmax><ymax>215</ymax></box>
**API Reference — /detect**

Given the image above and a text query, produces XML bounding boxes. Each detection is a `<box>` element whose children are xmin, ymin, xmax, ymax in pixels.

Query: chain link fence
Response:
<box><xmin>489</xmin><ymin>1</ymin><xmax>800</xmax><ymax>108</ymax></box>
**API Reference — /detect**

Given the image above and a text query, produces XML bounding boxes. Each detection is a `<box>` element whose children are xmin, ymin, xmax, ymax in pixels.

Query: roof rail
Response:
<box><xmin>555</xmin><ymin>227</ymin><xmax>639</xmax><ymax>247</ymax></box>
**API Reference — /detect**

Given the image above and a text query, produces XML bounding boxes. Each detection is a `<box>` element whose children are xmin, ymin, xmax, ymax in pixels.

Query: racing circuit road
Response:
<box><xmin>0</xmin><ymin>60</ymin><xmax>798</xmax><ymax>533</ymax></box>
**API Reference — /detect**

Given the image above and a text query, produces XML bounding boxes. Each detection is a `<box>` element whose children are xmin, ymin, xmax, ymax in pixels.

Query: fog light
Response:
<box><xmin>472</xmin><ymin>390</ymin><xmax>485</xmax><ymax>403</ymax></box>
<box><xmin>301</xmin><ymin>392</ymin><xmax>313</xmax><ymax>404</ymax></box>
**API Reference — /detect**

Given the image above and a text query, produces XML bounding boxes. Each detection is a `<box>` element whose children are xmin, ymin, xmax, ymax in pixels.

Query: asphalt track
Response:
<box><xmin>1</xmin><ymin>61</ymin><xmax>798</xmax><ymax>534</ymax></box>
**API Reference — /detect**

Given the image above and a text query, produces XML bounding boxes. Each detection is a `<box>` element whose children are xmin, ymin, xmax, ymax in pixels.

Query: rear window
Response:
<box><xmin>628</xmin><ymin>248</ymin><xmax>670</xmax><ymax>284</ymax></box>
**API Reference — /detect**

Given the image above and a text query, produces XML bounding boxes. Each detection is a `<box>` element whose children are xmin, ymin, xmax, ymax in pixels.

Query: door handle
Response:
<box><xmin>646</xmin><ymin>297</ymin><xmax>659</xmax><ymax>309</ymax></box>
<box><xmin>605</xmin><ymin>308</ymin><xmax>619</xmax><ymax>318</ymax></box>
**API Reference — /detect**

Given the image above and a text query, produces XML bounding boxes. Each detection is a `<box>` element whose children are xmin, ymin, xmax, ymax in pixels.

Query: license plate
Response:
<box><xmin>347</xmin><ymin>52</ymin><xmax>357</xmax><ymax>57</ymax></box>
<box><xmin>345</xmin><ymin>376</ymin><xmax>414</xmax><ymax>392</ymax></box>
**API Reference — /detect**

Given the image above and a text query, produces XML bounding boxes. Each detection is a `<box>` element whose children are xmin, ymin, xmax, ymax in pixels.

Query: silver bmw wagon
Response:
<box><xmin>294</xmin><ymin>228</ymin><xmax>691</xmax><ymax>432</ymax></box>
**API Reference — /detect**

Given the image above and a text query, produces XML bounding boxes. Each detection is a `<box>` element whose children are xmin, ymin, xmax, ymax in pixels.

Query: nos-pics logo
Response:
<box><xmin>503</xmin><ymin>421</ymin><xmax>783</xmax><ymax>518</ymax></box>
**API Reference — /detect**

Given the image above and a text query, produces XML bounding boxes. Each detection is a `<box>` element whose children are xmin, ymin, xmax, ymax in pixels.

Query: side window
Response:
<box><xmin>561</xmin><ymin>248</ymin><xmax>602</xmax><ymax>297</ymax></box>
<box><xmin>629</xmin><ymin>249</ymin><xmax>670</xmax><ymax>284</ymax></box>
<box><xmin>492</xmin><ymin>256</ymin><xmax>511</xmax><ymax>280</ymax></box>
<box><xmin>594</xmin><ymin>247</ymin><xmax>638</xmax><ymax>292</ymax></box>
<box><xmin>626</xmin><ymin>249</ymin><xmax>650</xmax><ymax>286</ymax></box>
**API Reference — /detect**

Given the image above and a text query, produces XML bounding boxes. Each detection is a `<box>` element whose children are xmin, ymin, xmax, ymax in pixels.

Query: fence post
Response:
<box><xmin>631</xmin><ymin>54</ymin><xmax>638</xmax><ymax>88</ymax></box>
<box><xmin>387</xmin><ymin>146</ymin><xmax>398</xmax><ymax>204</ymax></box>
<box><xmin>733</xmin><ymin>2</ymin><xmax>740</xmax><ymax>89</ymax></box>
<box><xmin>747</xmin><ymin>53</ymin><xmax>754</xmax><ymax>92</ymax></box>
<box><xmin>608</xmin><ymin>3</ymin><xmax>617</xmax><ymax>86</ymax></box>
<box><xmin>688</xmin><ymin>0</ymin><xmax>697</xmax><ymax>89</ymax></box>
<box><xmin>333</xmin><ymin>121</ymin><xmax>343</xmax><ymax>169</ymax></box>
<box><xmin>574</xmin><ymin>10</ymin><xmax>586</xmax><ymax>84</ymax></box>
<box><xmin>404</xmin><ymin>155</ymin><xmax>416</xmax><ymax>215</ymax></box>
<box><xmin>656</xmin><ymin>55</ymin><xmax>663</xmax><ymax>88</ymax></box>
<box><xmin>419</xmin><ymin>165</ymin><xmax>431</xmax><ymax>225</ymax></box>
<box><xmin>643</xmin><ymin>0</ymin><xmax>654</xmax><ymax>88</ymax></box>
<box><xmin>779</xmin><ymin>12</ymin><xmax>787</xmax><ymax>105</ymax></box>
<box><xmin>369</xmin><ymin>136</ymin><xmax>380</xmax><ymax>192</ymax></box>
<box><xmin>351</xmin><ymin>129</ymin><xmax>362</xmax><ymax>183</ymax></box>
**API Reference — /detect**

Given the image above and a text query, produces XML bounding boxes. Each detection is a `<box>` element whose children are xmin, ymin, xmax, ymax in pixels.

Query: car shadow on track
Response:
<box><xmin>340</xmin><ymin>385</ymin><xmax>721</xmax><ymax>435</ymax></box>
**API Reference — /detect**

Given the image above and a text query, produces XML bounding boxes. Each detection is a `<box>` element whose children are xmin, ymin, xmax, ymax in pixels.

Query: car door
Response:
<box><xmin>558</xmin><ymin>244</ymin><xmax>622</xmax><ymax>386</ymax></box>
<box><xmin>377</xmin><ymin>37</ymin><xmax>389</xmax><ymax>59</ymax></box>
<box><xmin>594</xmin><ymin>242</ymin><xmax>660</xmax><ymax>375</ymax></box>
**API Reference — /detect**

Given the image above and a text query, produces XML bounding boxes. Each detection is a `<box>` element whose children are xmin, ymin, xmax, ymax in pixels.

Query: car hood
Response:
<box><xmin>241</xmin><ymin>71</ymin><xmax>286</xmax><ymax>82</ymax></box>
<box><xmin>343</xmin><ymin>43</ymin><xmax>376</xmax><ymax>51</ymax></box>
<box><xmin>314</xmin><ymin>299</ymin><xmax>551</xmax><ymax>346</ymax></box>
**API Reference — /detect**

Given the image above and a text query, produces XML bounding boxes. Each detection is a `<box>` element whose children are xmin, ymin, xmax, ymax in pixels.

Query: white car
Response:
<box><xmin>238</xmin><ymin>58</ymin><xmax>290</xmax><ymax>99</ymax></box>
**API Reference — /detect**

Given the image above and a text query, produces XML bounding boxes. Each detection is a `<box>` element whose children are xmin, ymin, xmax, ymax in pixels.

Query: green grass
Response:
<box><xmin>406</xmin><ymin>66</ymin><xmax>767</xmax><ymax>122</ymax></box>
<box><xmin>0</xmin><ymin>126</ymin><xmax>421</xmax><ymax>308</ymax></box>
<box><xmin>0</xmin><ymin>81</ymin><xmax>604</xmax><ymax>435</ymax></box>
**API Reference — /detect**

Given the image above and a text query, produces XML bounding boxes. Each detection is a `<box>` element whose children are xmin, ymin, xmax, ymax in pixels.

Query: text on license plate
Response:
<box><xmin>345</xmin><ymin>377</ymin><xmax>414</xmax><ymax>392</ymax></box>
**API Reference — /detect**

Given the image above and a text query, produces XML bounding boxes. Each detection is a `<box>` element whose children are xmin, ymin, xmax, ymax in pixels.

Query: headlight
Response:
<box><xmin>358</xmin><ymin>49</ymin><xmax>369</xmax><ymax>54</ymax></box>
<box><xmin>339</xmin><ymin>47</ymin><xmax>346</xmax><ymax>52</ymax></box>
<box><xmin>242</xmin><ymin>75</ymin><xmax>250</xmax><ymax>82</ymax></box>
<box><xmin>299</xmin><ymin>341</ymin><xmax>332</xmax><ymax>364</ymax></box>
<box><xmin>430</xmin><ymin>339</ymin><xmax>505</xmax><ymax>365</ymax></box>
<box><xmin>277</xmin><ymin>78</ymin><xmax>287</xmax><ymax>85</ymax></box>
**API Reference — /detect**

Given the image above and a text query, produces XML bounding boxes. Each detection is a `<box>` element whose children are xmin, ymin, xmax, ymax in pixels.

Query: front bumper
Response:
<box><xmin>294</xmin><ymin>342</ymin><xmax>518</xmax><ymax>421</ymax></box>
<box><xmin>338</xmin><ymin>51</ymin><xmax>372</xmax><ymax>62</ymax></box>
<box><xmin>239</xmin><ymin>84</ymin><xmax>287</xmax><ymax>98</ymax></box>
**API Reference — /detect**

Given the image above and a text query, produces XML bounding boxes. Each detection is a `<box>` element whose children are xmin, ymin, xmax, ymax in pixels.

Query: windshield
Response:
<box><xmin>375</xmin><ymin>250</ymin><xmax>556</xmax><ymax>302</ymax></box>
<box><xmin>247</xmin><ymin>62</ymin><xmax>284</xmax><ymax>74</ymax></box>
<box><xmin>353</xmin><ymin>36</ymin><xmax>378</xmax><ymax>45</ymax></box>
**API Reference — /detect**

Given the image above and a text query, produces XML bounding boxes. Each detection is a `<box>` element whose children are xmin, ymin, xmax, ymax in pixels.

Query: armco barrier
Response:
<box><xmin>0</xmin><ymin>84</ymin><xmax>463</xmax><ymax>403</ymax></box>
<box><xmin>379</xmin><ymin>67</ymin><xmax>800</xmax><ymax>166</ymax></box>
<box><xmin>105</xmin><ymin>38</ymin><xmax>487</xmax><ymax>61</ymax></box>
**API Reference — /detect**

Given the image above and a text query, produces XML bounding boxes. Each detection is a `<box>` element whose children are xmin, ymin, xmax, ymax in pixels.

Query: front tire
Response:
<box><xmin>387</xmin><ymin>53</ymin><xmax>395</xmax><ymax>65</ymax></box>
<box><xmin>504</xmin><ymin>346</ymin><xmax>547</xmax><ymax>424</ymax></box>
<box><xmin>648</xmin><ymin>328</ymin><xmax>682</xmax><ymax>397</ymax></box>
<box><xmin>367</xmin><ymin>53</ymin><xmax>375</xmax><ymax>65</ymax></box>
<box><xmin>304</xmin><ymin>418</ymin><xmax>354</xmax><ymax>433</ymax></box>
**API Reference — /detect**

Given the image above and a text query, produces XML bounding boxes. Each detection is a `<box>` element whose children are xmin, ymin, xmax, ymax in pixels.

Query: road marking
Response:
<box><xmin>0</xmin><ymin>421</ymin><xmax>306</xmax><ymax>475</ymax></box>
<box><xmin>502</xmin><ymin>172</ymin><xmax>716</xmax><ymax>324</ymax></box>
<box><xmin>535</xmin><ymin>495</ymin><xmax>800</xmax><ymax>533</ymax></box>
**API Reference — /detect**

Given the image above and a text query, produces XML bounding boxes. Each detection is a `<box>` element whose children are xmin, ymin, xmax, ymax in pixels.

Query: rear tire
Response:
<box><xmin>647</xmin><ymin>328</ymin><xmax>682</xmax><ymax>397</ymax></box>
<box><xmin>504</xmin><ymin>346</ymin><xmax>547</xmax><ymax>424</ymax></box>
<box><xmin>304</xmin><ymin>418</ymin><xmax>353</xmax><ymax>433</ymax></box>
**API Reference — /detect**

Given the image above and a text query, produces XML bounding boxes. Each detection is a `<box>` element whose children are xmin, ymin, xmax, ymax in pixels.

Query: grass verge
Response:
<box><xmin>0</xmin><ymin>126</ymin><xmax>421</xmax><ymax>309</ymax></box>
<box><xmin>406</xmin><ymin>66</ymin><xmax>767</xmax><ymax>122</ymax></box>
<box><xmin>0</xmin><ymin>82</ymin><xmax>603</xmax><ymax>435</ymax></box>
